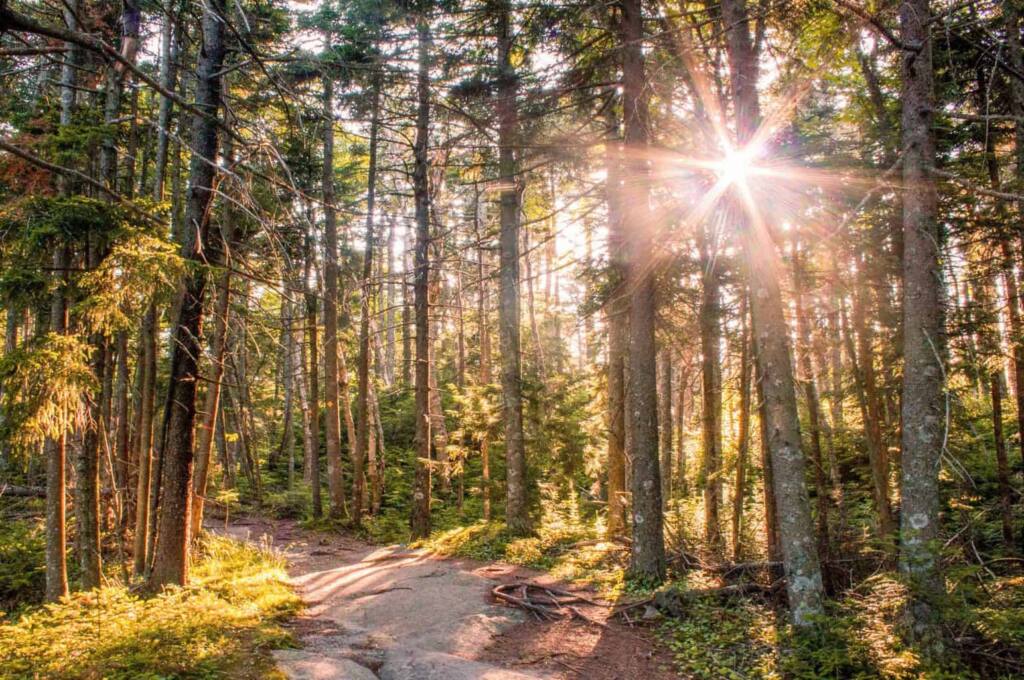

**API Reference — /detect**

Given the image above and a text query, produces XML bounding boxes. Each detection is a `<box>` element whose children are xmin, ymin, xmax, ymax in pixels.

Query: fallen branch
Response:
<box><xmin>0</xmin><ymin>483</ymin><xmax>45</xmax><ymax>498</ymax></box>
<box><xmin>492</xmin><ymin>582</ymin><xmax>608</xmax><ymax>625</ymax></box>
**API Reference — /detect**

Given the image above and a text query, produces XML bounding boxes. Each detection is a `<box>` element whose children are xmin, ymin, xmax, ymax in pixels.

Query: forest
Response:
<box><xmin>0</xmin><ymin>0</ymin><xmax>1023</xmax><ymax>677</ymax></box>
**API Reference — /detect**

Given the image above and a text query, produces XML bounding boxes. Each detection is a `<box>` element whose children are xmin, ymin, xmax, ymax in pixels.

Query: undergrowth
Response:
<box><xmin>0</xmin><ymin>534</ymin><xmax>301</xmax><ymax>680</ymax></box>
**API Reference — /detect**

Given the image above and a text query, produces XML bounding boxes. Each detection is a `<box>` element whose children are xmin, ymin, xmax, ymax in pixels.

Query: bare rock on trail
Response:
<box><xmin>272</xmin><ymin>650</ymin><xmax>380</xmax><ymax>680</ymax></box>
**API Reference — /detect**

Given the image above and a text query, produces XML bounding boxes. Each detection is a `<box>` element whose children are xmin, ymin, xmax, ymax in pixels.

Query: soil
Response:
<box><xmin>216</xmin><ymin>517</ymin><xmax>679</xmax><ymax>679</ymax></box>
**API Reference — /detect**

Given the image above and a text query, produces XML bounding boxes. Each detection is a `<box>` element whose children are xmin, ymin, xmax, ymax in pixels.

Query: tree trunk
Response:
<box><xmin>854</xmin><ymin>257</ymin><xmax>896</xmax><ymax>540</ymax></box>
<box><xmin>304</xmin><ymin>222</ymin><xmax>323</xmax><ymax>519</ymax></box>
<box><xmin>605</xmin><ymin>100</ymin><xmax>628</xmax><ymax>539</ymax></box>
<box><xmin>409</xmin><ymin>17</ymin><xmax>433</xmax><ymax>540</ymax></box>
<box><xmin>621</xmin><ymin>0</ymin><xmax>665</xmax><ymax>583</ymax></box>
<box><xmin>721</xmin><ymin>0</ymin><xmax>824</xmax><ymax>624</ymax></box>
<box><xmin>353</xmin><ymin>70</ymin><xmax>381</xmax><ymax>525</ymax></box>
<box><xmin>792</xmin><ymin>234</ymin><xmax>832</xmax><ymax>573</ymax></box>
<box><xmin>496</xmin><ymin>0</ymin><xmax>530</xmax><ymax>536</ymax></box>
<box><xmin>45</xmin><ymin>247</ymin><xmax>69</xmax><ymax>601</ymax></box>
<box><xmin>699</xmin><ymin>220</ymin><xmax>723</xmax><ymax>551</ymax></box>
<box><xmin>659</xmin><ymin>352</ymin><xmax>673</xmax><ymax>505</ymax></box>
<box><xmin>132</xmin><ymin>305</ymin><xmax>156</xmax><ymax>576</ymax></box>
<box><xmin>149</xmin><ymin>0</ymin><xmax>227</xmax><ymax>588</ymax></box>
<box><xmin>477</xmin><ymin>217</ymin><xmax>493</xmax><ymax>521</ymax></box>
<box><xmin>321</xmin><ymin>66</ymin><xmax>348</xmax><ymax>521</ymax></box>
<box><xmin>898</xmin><ymin>0</ymin><xmax>944</xmax><ymax>642</ymax></box>
<box><xmin>731</xmin><ymin>293</ymin><xmax>751</xmax><ymax>562</ymax></box>
<box><xmin>190</xmin><ymin>266</ymin><xmax>232</xmax><ymax>539</ymax></box>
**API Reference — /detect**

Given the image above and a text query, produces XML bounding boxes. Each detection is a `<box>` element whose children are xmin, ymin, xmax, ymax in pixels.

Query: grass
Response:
<box><xmin>0</xmin><ymin>534</ymin><xmax>301</xmax><ymax>680</ymax></box>
<box><xmin>658</xmin><ymin>573</ymin><xmax>1024</xmax><ymax>679</ymax></box>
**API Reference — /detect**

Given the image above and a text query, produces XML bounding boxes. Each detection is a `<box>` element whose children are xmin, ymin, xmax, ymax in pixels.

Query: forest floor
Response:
<box><xmin>216</xmin><ymin>516</ymin><xmax>678</xmax><ymax>680</ymax></box>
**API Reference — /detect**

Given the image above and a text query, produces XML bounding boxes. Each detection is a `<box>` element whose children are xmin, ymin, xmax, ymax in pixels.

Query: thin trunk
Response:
<box><xmin>321</xmin><ymin>66</ymin><xmax>348</xmax><ymax>520</ymax></box>
<box><xmin>793</xmin><ymin>235</ymin><xmax>832</xmax><ymax>572</ymax></box>
<box><xmin>132</xmin><ymin>306</ymin><xmax>156</xmax><ymax>576</ymax></box>
<box><xmin>732</xmin><ymin>293</ymin><xmax>751</xmax><ymax>562</ymax></box>
<box><xmin>699</xmin><ymin>220</ymin><xmax>723</xmax><ymax>550</ymax></box>
<box><xmin>659</xmin><ymin>353</ymin><xmax>673</xmax><ymax>506</ymax></box>
<box><xmin>854</xmin><ymin>259</ymin><xmax>896</xmax><ymax>538</ymax></box>
<box><xmin>305</xmin><ymin>224</ymin><xmax>323</xmax><ymax>519</ymax></box>
<box><xmin>478</xmin><ymin>228</ymin><xmax>493</xmax><ymax>521</ymax></box>
<box><xmin>45</xmin><ymin>248</ymin><xmax>69</xmax><ymax>601</ymax></box>
<box><xmin>190</xmin><ymin>268</ymin><xmax>231</xmax><ymax>539</ymax></box>
<box><xmin>605</xmin><ymin>100</ymin><xmax>628</xmax><ymax>538</ymax></box>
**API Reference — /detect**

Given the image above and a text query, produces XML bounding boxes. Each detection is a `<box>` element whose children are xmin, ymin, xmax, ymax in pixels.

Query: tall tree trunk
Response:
<box><xmin>851</xmin><ymin>260</ymin><xmax>896</xmax><ymax>538</ymax></box>
<box><xmin>721</xmin><ymin>0</ymin><xmax>824</xmax><ymax>624</ymax></box>
<box><xmin>1004</xmin><ymin>2</ymin><xmax>1024</xmax><ymax>544</ymax></box>
<box><xmin>605</xmin><ymin>99</ymin><xmax>628</xmax><ymax>538</ymax></box>
<box><xmin>732</xmin><ymin>293</ymin><xmax>751</xmax><ymax>562</ymax></box>
<box><xmin>132</xmin><ymin>306</ymin><xmax>156</xmax><ymax>576</ymax></box>
<box><xmin>621</xmin><ymin>0</ymin><xmax>665</xmax><ymax>583</ymax></box>
<box><xmin>152</xmin><ymin>3</ymin><xmax>178</xmax><ymax>202</ymax></box>
<box><xmin>659</xmin><ymin>352</ymin><xmax>673</xmax><ymax>505</ymax></box>
<box><xmin>699</xmin><ymin>220</ymin><xmax>723</xmax><ymax>551</ymax></box>
<box><xmin>149</xmin><ymin>0</ymin><xmax>227</xmax><ymax>588</ymax></box>
<box><xmin>477</xmin><ymin>218</ymin><xmax>493</xmax><ymax>521</ymax></box>
<box><xmin>354</xmin><ymin>65</ymin><xmax>382</xmax><ymax>524</ymax></box>
<box><xmin>409</xmin><ymin>17</ymin><xmax>433</xmax><ymax>540</ymax></box>
<box><xmin>190</xmin><ymin>266</ymin><xmax>232</xmax><ymax>539</ymax></box>
<box><xmin>792</xmin><ymin>234</ymin><xmax>832</xmax><ymax>573</ymax></box>
<box><xmin>354</xmin><ymin>70</ymin><xmax>380</xmax><ymax>521</ymax></box>
<box><xmin>45</xmin><ymin>247</ymin><xmax>69</xmax><ymax>601</ymax></box>
<box><xmin>321</xmin><ymin>66</ymin><xmax>348</xmax><ymax>520</ymax></box>
<box><xmin>496</xmin><ymin>0</ymin><xmax>530</xmax><ymax>536</ymax></box>
<box><xmin>898</xmin><ymin>0</ymin><xmax>944</xmax><ymax>642</ymax></box>
<box><xmin>676</xmin><ymin>366</ymin><xmax>688</xmax><ymax>495</ymax></box>
<box><xmin>77</xmin><ymin>244</ymin><xmax>105</xmax><ymax>589</ymax></box>
<box><xmin>304</xmin><ymin>222</ymin><xmax>323</xmax><ymax>519</ymax></box>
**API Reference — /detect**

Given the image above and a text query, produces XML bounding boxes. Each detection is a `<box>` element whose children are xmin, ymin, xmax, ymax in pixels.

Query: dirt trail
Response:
<box><xmin>217</xmin><ymin>518</ymin><xmax>677</xmax><ymax>680</ymax></box>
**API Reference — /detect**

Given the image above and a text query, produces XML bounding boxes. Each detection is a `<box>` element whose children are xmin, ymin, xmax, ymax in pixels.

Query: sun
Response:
<box><xmin>715</xmin><ymin>144</ymin><xmax>761</xmax><ymax>187</ymax></box>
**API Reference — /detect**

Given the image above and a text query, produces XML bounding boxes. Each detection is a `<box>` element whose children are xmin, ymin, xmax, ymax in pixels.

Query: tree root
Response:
<box><xmin>492</xmin><ymin>582</ymin><xmax>608</xmax><ymax>626</ymax></box>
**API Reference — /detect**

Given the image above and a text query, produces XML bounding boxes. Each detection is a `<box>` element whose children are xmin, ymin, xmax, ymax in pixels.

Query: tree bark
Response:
<box><xmin>496</xmin><ymin>0</ymin><xmax>530</xmax><ymax>536</ymax></box>
<box><xmin>721</xmin><ymin>0</ymin><xmax>824</xmax><ymax>624</ymax></box>
<box><xmin>731</xmin><ymin>293</ymin><xmax>751</xmax><ymax>562</ymax></box>
<box><xmin>621</xmin><ymin>0</ymin><xmax>665</xmax><ymax>583</ymax></box>
<box><xmin>898</xmin><ymin>0</ymin><xmax>944</xmax><ymax>643</ymax></box>
<box><xmin>659</xmin><ymin>352</ymin><xmax>673</xmax><ymax>505</ymax></box>
<box><xmin>605</xmin><ymin>100</ymin><xmax>628</xmax><ymax>539</ymax></box>
<box><xmin>353</xmin><ymin>69</ymin><xmax>381</xmax><ymax>525</ymax></box>
<box><xmin>409</xmin><ymin>17</ymin><xmax>433</xmax><ymax>540</ymax></box>
<box><xmin>149</xmin><ymin>0</ymin><xmax>227</xmax><ymax>588</ymax></box>
<box><xmin>190</xmin><ymin>266</ymin><xmax>232</xmax><ymax>539</ymax></box>
<box><xmin>699</xmin><ymin>220</ymin><xmax>723</xmax><ymax>551</ymax></box>
<box><xmin>45</xmin><ymin>248</ymin><xmax>69</xmax><ymax>601</ymax></box>
<box><xmin>792</xmin><ymin>234</ymin><xmax>832</xmax><ymax>573</ymax></box>
<box><xmin>321</xmin><ymin>66</ymin><xmax>348</xmax><ymax>521</ymax></box>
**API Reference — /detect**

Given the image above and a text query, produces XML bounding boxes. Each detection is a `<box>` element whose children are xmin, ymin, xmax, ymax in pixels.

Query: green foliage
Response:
<box><xmin>0</xmin><ymin>332</ymin><xmax>94</xmax><ymax>449</ymax></box>
<box><xmin>0</xmin><ymin>518</ymin><xmax>45</xmax><ymax>615</ymax></box>
<box><xmin>0</xmin><ymin>535</ymin><xmax>300</xmax><ymax>680</ymax></box>
<box><xmin>75</xmin><ymin>229</ymin><xmax>185</xmax><ymax>334</ymax></box>
<box><xmin>264</xmin><ymin>487</ymin><xmax>311</xmax><ymax>520</ymax></box>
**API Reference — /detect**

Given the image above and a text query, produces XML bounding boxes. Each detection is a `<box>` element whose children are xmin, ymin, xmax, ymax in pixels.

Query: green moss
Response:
<box><xmin>0</xmin><ymin>535</ymin><xmax>301</xmax><ymax>680</ymax></box>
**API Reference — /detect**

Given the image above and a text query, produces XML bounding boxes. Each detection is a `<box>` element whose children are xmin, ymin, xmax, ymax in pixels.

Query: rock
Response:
<box><xmin>378</xmin><ymin>648</ymin><xmax>544</xmax><ymax>680</ymax></box>
<box><xmin>273</xmin><ymin>649</ymin><xmax>379</xmax><ymax>680</ymax></box>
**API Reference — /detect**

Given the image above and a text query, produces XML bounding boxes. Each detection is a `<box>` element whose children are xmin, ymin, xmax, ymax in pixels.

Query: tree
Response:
<box><xmin>897</xmin><ymin>0</ymin><xmax>944</xmax><ymax>644</ymax></box>
<box><xmin>149</xmin><ymin>0</ymin><xmax>228</xmax><ymax>588</ymax></box>
<box><xmin>621</xmin><ymin>0</ymin><xmax>665</xmax><ymax>583</ymax></box>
